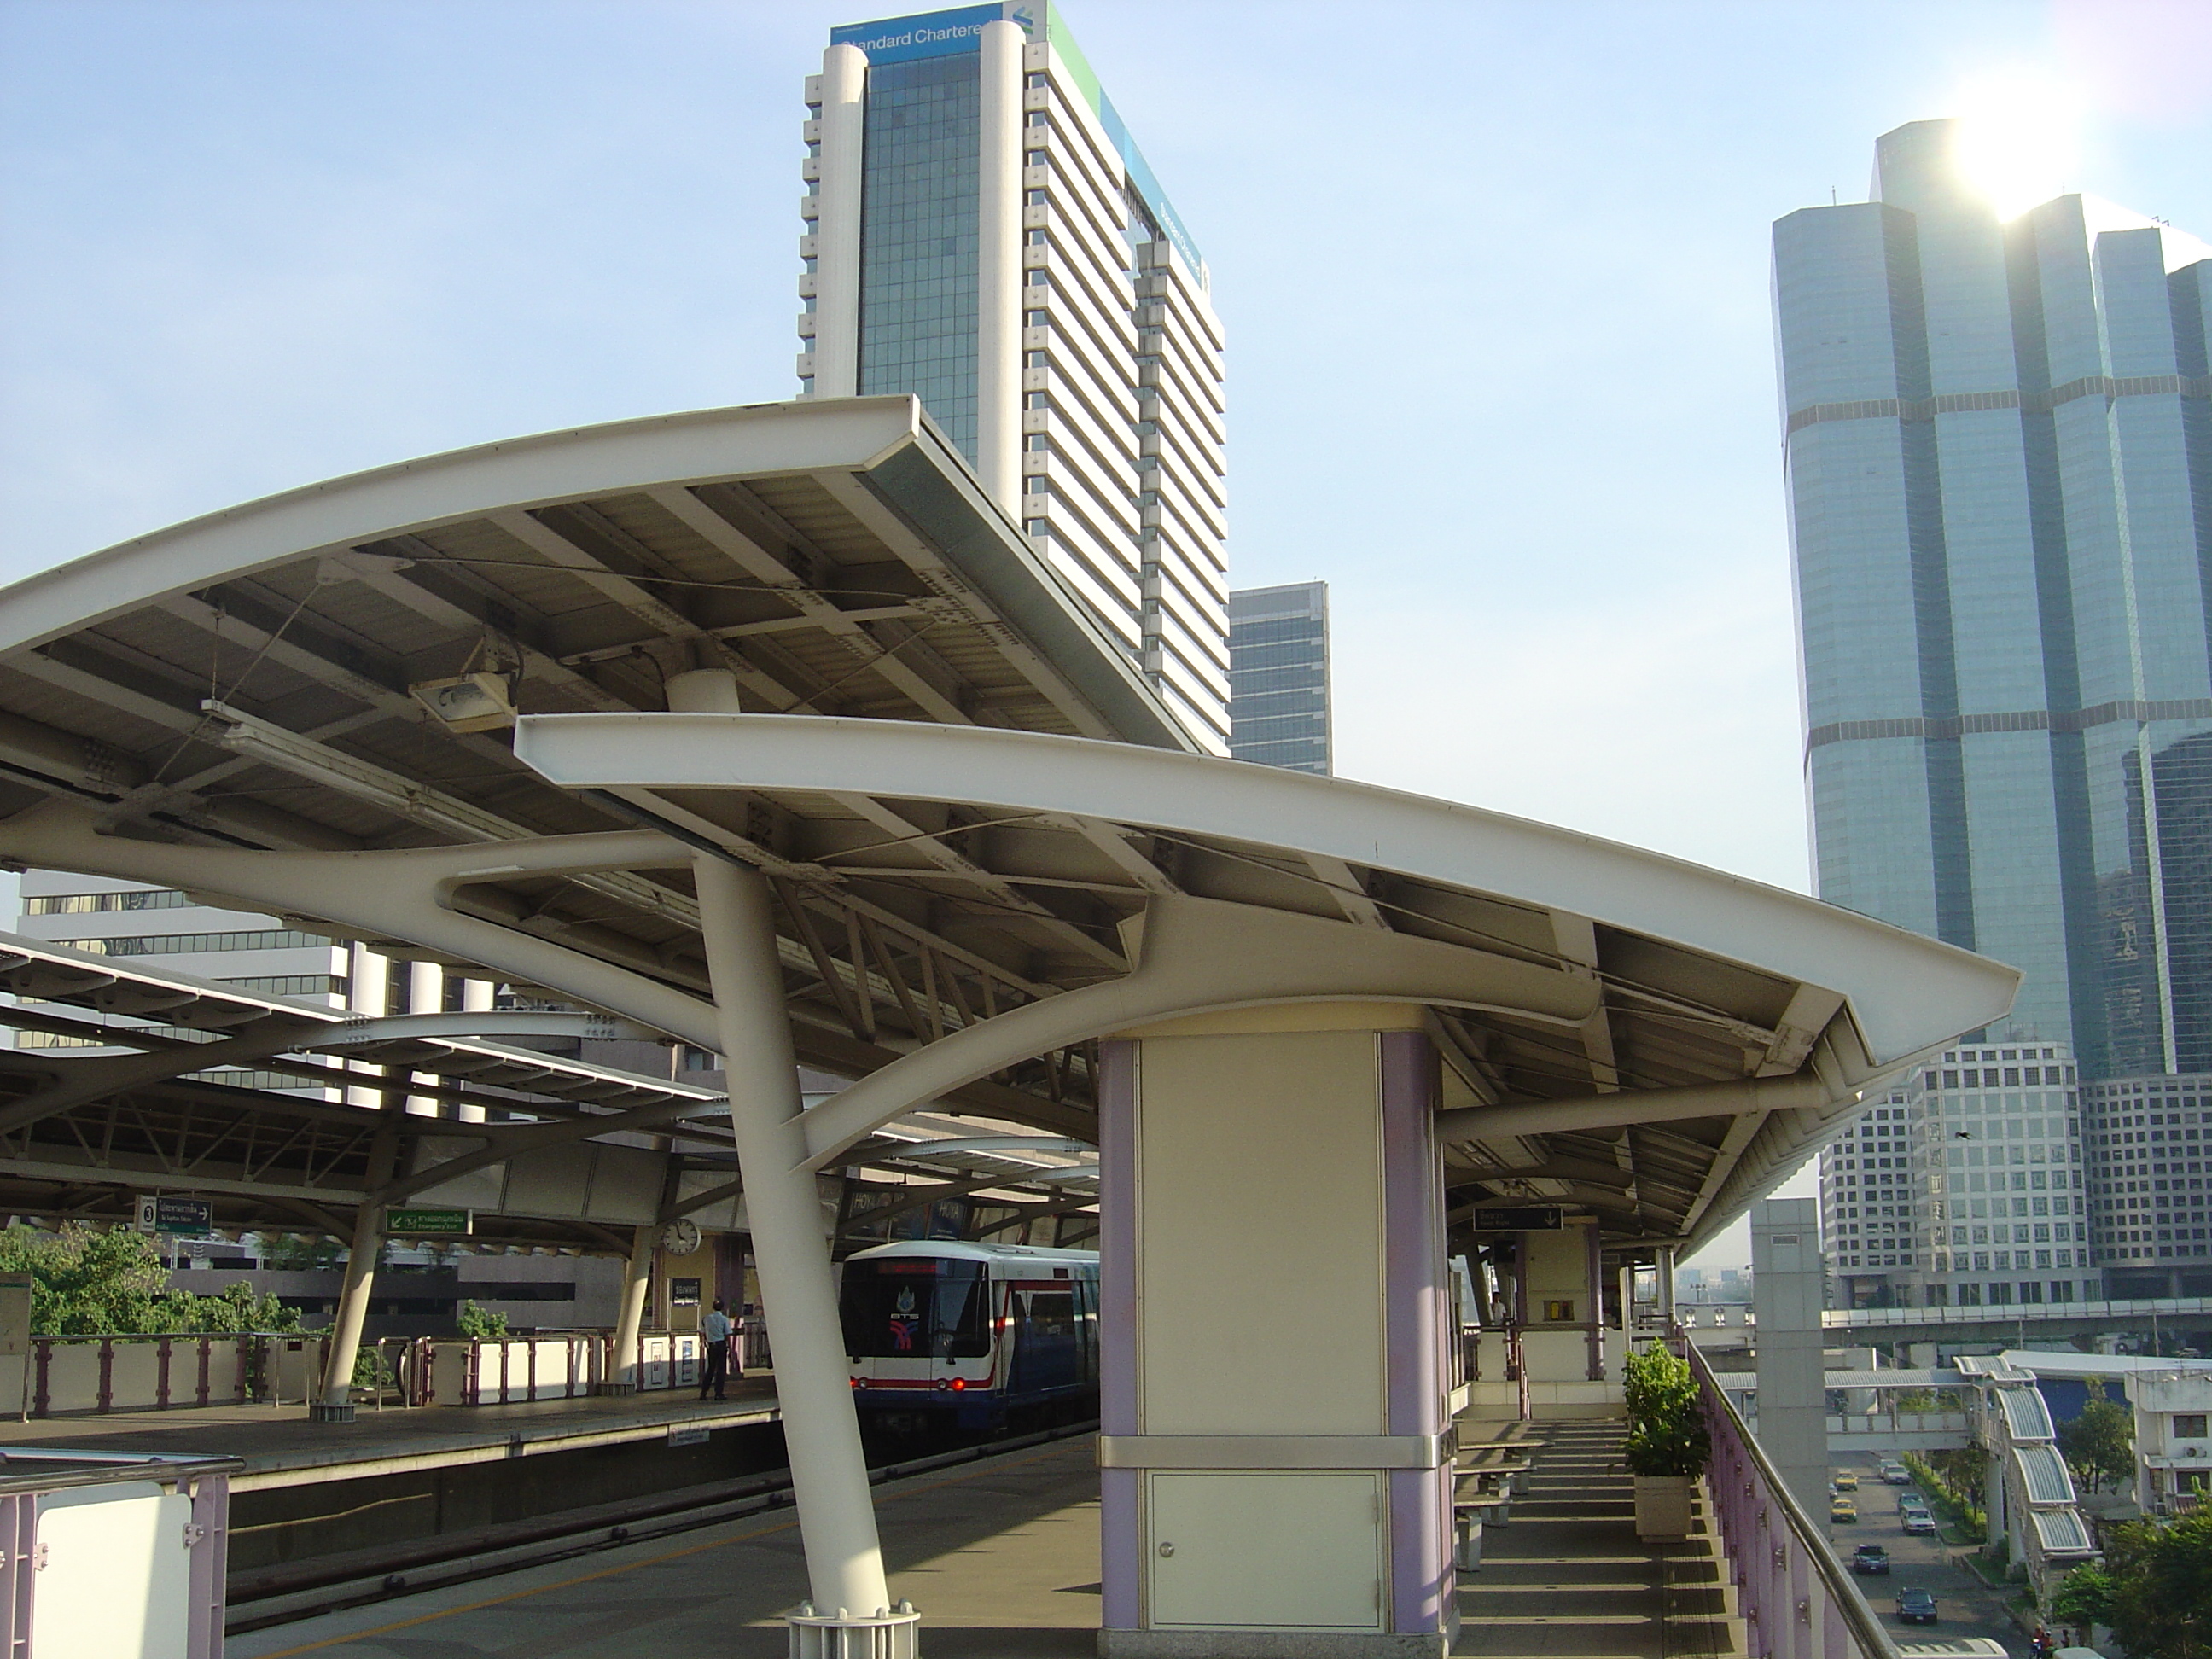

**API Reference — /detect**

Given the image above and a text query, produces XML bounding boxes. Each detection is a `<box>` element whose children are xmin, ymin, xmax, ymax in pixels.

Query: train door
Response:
<box><xmin>1006</xmin><ymin>1283</ymin><xmax>1084</xmax><ymax>1394</ymax></box>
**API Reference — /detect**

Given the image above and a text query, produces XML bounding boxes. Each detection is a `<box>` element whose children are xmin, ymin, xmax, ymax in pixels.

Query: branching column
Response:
<box><xmin>315</xmin><ymin>1117</ymin><xmax>399</xmax><ymax>1423</ymax></box>
<box><xmin>694</xmin><ymin>852</ymin><xmax>890</xmax><ymax>1616</ymax></box>
<box><xmin>601</xmin><ymin>1223</ymin><xmax>655</xmax><ymax>1394</ymax></box>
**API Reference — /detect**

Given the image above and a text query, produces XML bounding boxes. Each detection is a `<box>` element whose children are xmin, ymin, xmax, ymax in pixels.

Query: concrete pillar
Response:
<box><xmin>1655</xmin><ymin>1244</ymin><xmax>1677</xmax><ymax>1325</ymax></box>
<box><xmin>1099</xmin><ymin>1006</ymin><xmax>1453</xmax><ymax>1658</ymax></box>
<box><xmin>1752</xmin><ymin>1197</ymin><xmax>1830</xmax><ymax>1516</ymax></box>
<box><xmin>809</xmin><ymin>43</ymin><xmax>866</xmax><ymax>398</ymax></box>
<box><xmin>974</xmin><ymin>18</ymin><xmax>1024</xmax><ymax>505</ymax></box>
<box><xmin>598</xmin><ymin>1224</ymin><xmax>655</xmax><ymax>1395</ymax></box>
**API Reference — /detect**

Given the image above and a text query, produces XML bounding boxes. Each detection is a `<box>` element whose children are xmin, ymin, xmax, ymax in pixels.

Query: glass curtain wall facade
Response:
<box><xmin>856</xmin><ymin>55</ymin><xmax>982</xmax><ymax>456</ymax></box>
<box><xmin>801</xmin><ymin>5</ymin><xmax>1231</xmax><ymax>753</ymax></box>
<box><xmin>1775</xmin><ymin>119</ymin><xmax>2212</xmax><ymax>1082</ymax></box>
<box><xmin>1226</xmin><ymin>581</ymin><xmax>1331</xmax><ymax>773</ymax></box>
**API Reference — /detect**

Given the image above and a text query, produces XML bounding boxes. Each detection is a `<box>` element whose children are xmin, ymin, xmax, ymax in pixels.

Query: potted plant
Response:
<box><xmin>1623</xmin><ymin>1342</ymin><xmax>1710</xmax><ymax>1540</ymax></box>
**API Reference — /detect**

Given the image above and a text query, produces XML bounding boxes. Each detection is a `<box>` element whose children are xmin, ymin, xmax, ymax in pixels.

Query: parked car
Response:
<box><xmin>1831</xmin><ymin>1496</ymin><xmax>1859</xmax><ymax>1523</ymax></box>
<box><xmin>1880</xmin><ymin>1463</ymin><xmax>1911</xmax><ymax>1484</ymax></box>
<box><xmin>1852</xmin><ymin>1545</ymin><xmax>1892</xmax><ymax>1575</ymax></box>
<box><xmin>1896</xmin><ymin>1587</ymin><xmax>1939</xmax><ymax>1624</ymax></box>
<box><xmin>1833</xmin><ymin>1470</ymin><xmax>1860</xmax><ymax>1490</ymax></box>
<box><xmin>1901</xmin><ymin>1511</ymin><xmax>1938</xmax><ymax>1536</ymax></box>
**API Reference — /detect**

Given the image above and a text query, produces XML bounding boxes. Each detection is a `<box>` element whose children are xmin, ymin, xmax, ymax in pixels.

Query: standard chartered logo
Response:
<box><xmin>847</xmin><ymin>21</ymin><xmax>987</xmax><ymax>53</ymax></box>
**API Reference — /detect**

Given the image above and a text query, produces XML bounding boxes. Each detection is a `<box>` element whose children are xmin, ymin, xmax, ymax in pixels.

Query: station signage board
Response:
<box><xmin>1468</xmin><ymin>1205</ymin><xmax>1563</xmax><ymax>1232</ymax></box>
<box><xmin>135</xmin><ymin>1195</ymin><xmax>213</xmax><ymax>1236</ymax></box>
<box><xmin>385</xmin><ymin>1207</ymin><xmax>473</xmax><ymax>1236</ymax></box>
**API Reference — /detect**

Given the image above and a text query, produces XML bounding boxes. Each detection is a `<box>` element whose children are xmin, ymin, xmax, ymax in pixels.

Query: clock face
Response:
<box><xmin>661</xmin><ymin>1219</ymin><xmax>701</xmax><ymax>1255</ymax></box>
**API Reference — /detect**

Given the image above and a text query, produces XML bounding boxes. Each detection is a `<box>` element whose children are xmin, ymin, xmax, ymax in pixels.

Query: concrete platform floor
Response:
<box><xmin>230</xmin><ymin>1434</ymin><xmax>1103</xmax><ymax>1659</ymax></box>
<box><xmin>0</xmin><ymin>1374</ymin><xmax>780</xmax><ymax>1485</ymax></box>
<box><xmin>230</xmin><ymin>1420</ymin><xmax>1746</xmax><ymax>1659</ymax></box>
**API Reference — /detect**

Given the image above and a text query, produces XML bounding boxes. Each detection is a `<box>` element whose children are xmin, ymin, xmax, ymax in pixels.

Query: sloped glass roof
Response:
<box><xmin>1998</xmin><ymin>1386</ymin><xmax>2055</xmax><ymax>1442</ymax></box>
<box><xmin>2031</xmin><ymin>1509</ymin><xmax>2094</xmax><ymax>1555</ymax></box>
<box><xmin>2013</xmin><ymin>1444</ymin><xmax>2075</xmax><ymax>1505</ymax></box>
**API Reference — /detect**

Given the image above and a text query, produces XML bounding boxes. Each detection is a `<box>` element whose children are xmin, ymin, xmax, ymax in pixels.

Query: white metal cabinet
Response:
<box><xmin>1146</xmin><ymin>1470</ymin><xmax>1384</xmax><ymax>1631</ymax></box>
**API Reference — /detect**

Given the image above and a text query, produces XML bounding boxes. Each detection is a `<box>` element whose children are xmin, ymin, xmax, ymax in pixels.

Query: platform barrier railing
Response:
<box><xmin>20</xmin><ymin>1330</ymin><xmax>320</xmax><ymax>1417</ymax></box>
<box><xmin>1685</xmin><ymin>1332</ymin><xmax>1901</xmax><ymax>1659</ymax></box>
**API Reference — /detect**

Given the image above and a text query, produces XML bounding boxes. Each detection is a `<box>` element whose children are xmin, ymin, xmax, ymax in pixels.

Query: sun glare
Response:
<box><xmin>1950</xmin><ymin>69</ymin><xmax>2078</xmax><ymax>218</ymax></box>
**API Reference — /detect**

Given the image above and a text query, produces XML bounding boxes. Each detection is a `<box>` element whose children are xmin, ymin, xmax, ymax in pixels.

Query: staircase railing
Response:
<box><xmin>1685</xmin><ymin>1334</ymin><xmax>1901</xmax><ymax>1659</ymax></box>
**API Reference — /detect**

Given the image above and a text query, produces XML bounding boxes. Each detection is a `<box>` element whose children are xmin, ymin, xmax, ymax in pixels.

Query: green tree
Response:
<box><xmin>0</xmin><ymin>1223</ymin><xmax>300</xmax><ymax>1335</ymax></box>
<box><xmin>259</xmin><ymin>1232</ymin><xmax>346</xmax><ymax>1272</ymax></box>
<box><xmin>2058</xmin><ymin>1380</ymin><xmax>2135</xmax><ymax>1495</ymax></box>
<box><xmin>2046</xmin><ymin>1561</ymin><xmax>2113</xmax><ymax>1638</ymax></box>
<box><xmin>2104</xmin><ymin>1513</ymin><xmax>2212</xmax><ymax>1659</ymax></box>
<box><xmin>455</xmin><ymin>1298</ymin><xmax>509</xmax><ymax>1341</ymax></box>
<box><xmin>1621</xmin><ymin>1344</ymin><xmax>1709</xmax><ymax>1477</ymax></box>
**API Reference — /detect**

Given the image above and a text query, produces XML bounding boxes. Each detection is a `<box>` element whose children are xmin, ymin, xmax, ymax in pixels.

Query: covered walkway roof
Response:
<box><xmin>0</xmin><ymin>397</ymin><xmax>2017</xmax><ymax>1258</ymax></box>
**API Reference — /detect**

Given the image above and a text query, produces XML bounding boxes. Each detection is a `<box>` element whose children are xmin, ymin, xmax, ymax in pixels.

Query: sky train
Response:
<box><xmin>839</xmin><ymin>1239</ymin><xmax>1100</xmax><ymax>1433</ymax></box>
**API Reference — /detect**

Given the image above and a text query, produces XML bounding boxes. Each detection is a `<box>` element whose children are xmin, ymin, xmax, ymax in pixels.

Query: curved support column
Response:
<box><xmin>314</xmin><ymin>1203</ymin><xmax>384</xmax><ymax>1422</ymax></box>
<box><xmin>1432</xmin><ymin>1071</ymin><xmax>1835</xmax><ymax>1144</ymax></box>
<box><xmin>695</xmin><ymin>853</ymin><xmax>891</xmax><ymax>1617</ymax></box>
<box><xmin>0</xmin><ymin>803</ymin><xmax>719</xmax><ymax>1051</ymax></box>
<box><xmin>798</xmin><ymin>892</ymin><xmax>1599</xmax><ymax>1170</ymax></box>
<box><xmin>317</xmin><ymin>1122</ymin><xmax>399</xmax><ymax>1423</ymax></box>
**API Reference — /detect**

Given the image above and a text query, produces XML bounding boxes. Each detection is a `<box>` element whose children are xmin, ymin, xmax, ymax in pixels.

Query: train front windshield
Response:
<box><xmin>840</xmin><ymin>1259</ymin><xmax>992</xmax><ymax>1359</ymax></box>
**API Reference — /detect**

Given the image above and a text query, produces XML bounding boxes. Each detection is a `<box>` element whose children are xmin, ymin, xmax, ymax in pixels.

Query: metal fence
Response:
<box><xmin>16</xmin><ymin>1326</ymin><xmax>740</xmax><ymax>1417</ymax></box>
<box><xmin>1686</xmin><ymin>1335</ymin><xmax>1902</xmax><ymax>1659</ymax></box>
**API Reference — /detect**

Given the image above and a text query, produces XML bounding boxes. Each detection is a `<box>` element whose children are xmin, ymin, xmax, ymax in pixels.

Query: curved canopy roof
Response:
<box><xmin>510</xmin><ymin>711</ymin><xmax>2015</xmax><ymax>1246</ymax></box>
<box><xmin>0</xmin><ymin>396</ymin><xmax>2018</xmax><ymax>1256</ymax></box>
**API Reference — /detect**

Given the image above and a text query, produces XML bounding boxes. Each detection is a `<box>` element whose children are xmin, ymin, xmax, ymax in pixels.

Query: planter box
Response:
<box><xmin>1634</xmin><ymin>1474</ymin><xmax>1695</xmax><ymax>1540</ymax></box>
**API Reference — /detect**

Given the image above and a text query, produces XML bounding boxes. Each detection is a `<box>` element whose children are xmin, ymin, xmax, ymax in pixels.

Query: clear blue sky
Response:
<box><xmin>3</xmin><ymin>0</ymin><xmax>2207</xmax><ymax>1264</ymax></box>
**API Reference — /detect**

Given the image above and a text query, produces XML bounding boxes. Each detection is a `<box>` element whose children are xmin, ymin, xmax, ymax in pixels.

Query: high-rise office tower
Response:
<box><xmin>800</xmin><ymin>4</ymin><xmax>1231</xmax><ymax>752</ymax></box>
<box><xmin>1774</xmin><ymin>119</ymin><xmax>2212</xmax><ymax>1080</ymax></box>
<box><xmin>1819</xmin><ymin>1040</ymin><xmax>2091</xmax><ymax>1310</ymax></box>
<box><xmin>1226</xmin><ymin>581</ymin><xmax>1331</xmax><ymax>774</ymax></box>
<box><xmin>2082</xmin><ymin>1071</ymin><xmax>2212</xmax><ymax>1298</ymax></box>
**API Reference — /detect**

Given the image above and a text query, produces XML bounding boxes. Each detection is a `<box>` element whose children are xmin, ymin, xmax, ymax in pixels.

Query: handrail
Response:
<box><xmin>1683</xmin><ymin>1331</ymin><xmax>1901</xmax><ymax>1659</ymax></box>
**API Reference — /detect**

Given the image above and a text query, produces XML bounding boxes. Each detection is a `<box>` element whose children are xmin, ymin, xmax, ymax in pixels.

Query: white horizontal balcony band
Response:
<box><xmin>1096</xmin><ymin>1434</ymin><xmax>1456</xmax><ymax>1470</ymax></box>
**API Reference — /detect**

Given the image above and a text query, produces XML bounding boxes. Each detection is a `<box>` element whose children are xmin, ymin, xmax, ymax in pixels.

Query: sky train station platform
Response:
<box><xmin>0</xmin><ymin>393</ymin><xmax>2023</xmax><ymax>1653</ymax></box>
<box><xmin>228</xmin><ymin>1421</ymin><xmax>1731</xmax><ymax>1659</ymax></box>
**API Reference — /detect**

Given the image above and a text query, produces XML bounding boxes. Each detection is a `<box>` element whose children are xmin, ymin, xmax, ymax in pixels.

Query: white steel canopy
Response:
<box><xmin>0</xmin><ymin>391</ymin><xmax>2018</xmax><ymax>1258</ymax></box>
<box><xmin>511</xmin><ymin>710</ymin><xmax>2018</xmax><ymax>1252</ymax></box>
<box><xmin>0</xmin><ymin>392</ymin><xmax>2023</xmax><ymax>1629</ymax></box>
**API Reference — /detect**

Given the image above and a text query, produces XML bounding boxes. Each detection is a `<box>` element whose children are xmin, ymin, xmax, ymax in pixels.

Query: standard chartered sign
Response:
<box><xmin>830</xmin><ymin>3</ymin><xmax>1032</xmax><ymax>65</ymax></box>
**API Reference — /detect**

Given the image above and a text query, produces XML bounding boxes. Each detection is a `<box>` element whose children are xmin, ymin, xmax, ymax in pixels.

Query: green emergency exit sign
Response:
<box><xmin>386</xmin><ymin>1207</ymin><xmax>472</xmax><ymax>1235</ymax></box>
